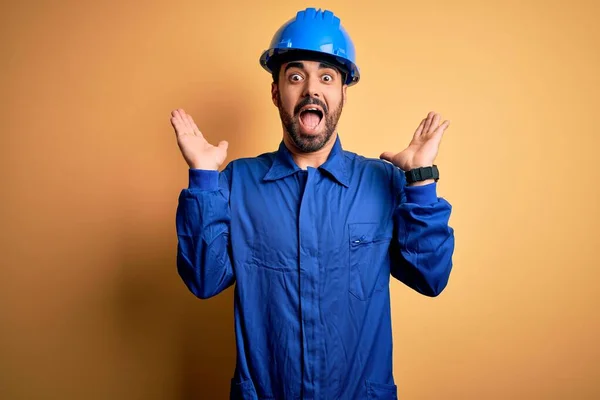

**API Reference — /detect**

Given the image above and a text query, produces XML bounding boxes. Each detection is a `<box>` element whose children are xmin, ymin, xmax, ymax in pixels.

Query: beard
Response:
<box><xmin>277</xmin><ymin>95</ymin><xmax>343</xmax><ymax>153</ymax></box>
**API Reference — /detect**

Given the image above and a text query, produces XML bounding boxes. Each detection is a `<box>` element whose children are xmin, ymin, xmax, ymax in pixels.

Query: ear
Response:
<box><xmin>342</xmin><ymin>84</ymin><xmax>348</xmax><ymax>106</ymax></box>
<box><xmin>271</xmin><ymin>82</ymin><xmax>279</xmax><ymax>107</ymax></box>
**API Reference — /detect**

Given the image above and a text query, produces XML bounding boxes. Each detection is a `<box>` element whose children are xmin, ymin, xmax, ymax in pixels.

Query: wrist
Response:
<box><xmin>189</xmin><ymin>162</ymin><xmax>218</xmax><ymax>171</ymax></box>
<box><xmin>404</xmin><ymin>165</ymin><xmax>439</xmax><ymax>185</ymax></box>
<box><xmin>405</xmin><ymin>163</ymin><xmax>433</xmax><ymax>170</ymax></box>
<box><xmin>407</xmin><ymin>178</ymin><xmax>435</xmax><ymax>187</ymax></box>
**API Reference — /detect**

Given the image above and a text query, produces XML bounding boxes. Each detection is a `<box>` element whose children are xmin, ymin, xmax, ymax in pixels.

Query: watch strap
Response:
<box><xmin>405</xmin><ymin>165</ymin><xmax>439</xmax><ymax>183</ymax></box>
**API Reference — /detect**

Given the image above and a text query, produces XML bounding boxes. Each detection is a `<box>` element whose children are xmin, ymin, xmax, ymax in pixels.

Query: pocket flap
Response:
<box><xmin>349</xmin><ymin>223</ymin><xmax>390</xmax><ymax>245</ymax></box>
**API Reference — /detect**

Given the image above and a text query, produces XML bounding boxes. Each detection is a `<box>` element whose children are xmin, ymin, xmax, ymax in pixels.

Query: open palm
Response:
<box><xmin>380</xmin><ymin>111</ymin><xmax>450</xmax><ymax>171</ymax></box>
<box><xmin>170</xmin><ymin>109</ymin><xmax>228</xmax><ymax>170</ymax></box>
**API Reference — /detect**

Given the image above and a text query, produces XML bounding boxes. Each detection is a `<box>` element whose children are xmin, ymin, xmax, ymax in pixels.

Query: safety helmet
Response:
<box><xmin>259</xmin><ymin>8</ymin><xmax>360</xmax><ymax>86</ymax></box>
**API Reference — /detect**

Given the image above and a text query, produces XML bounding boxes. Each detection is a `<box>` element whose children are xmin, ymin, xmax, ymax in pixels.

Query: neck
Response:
<box><xmin>283</xmin><ymin>132</ymin><xmax>337</xmax><ymax>170</ymax></box>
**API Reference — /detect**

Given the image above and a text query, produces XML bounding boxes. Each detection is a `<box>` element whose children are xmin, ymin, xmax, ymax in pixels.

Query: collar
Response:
<box><xmin>263</xmin><ymin>135</ymin><xmax>350</xmax><ymax>187</ymax></box>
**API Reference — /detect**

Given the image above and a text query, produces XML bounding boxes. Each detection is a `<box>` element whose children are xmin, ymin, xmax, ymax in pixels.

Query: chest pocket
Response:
<box><xmin>348</xmin><ymin>223</ymin><xmax>392</xmax><ymax>301</ymax></box>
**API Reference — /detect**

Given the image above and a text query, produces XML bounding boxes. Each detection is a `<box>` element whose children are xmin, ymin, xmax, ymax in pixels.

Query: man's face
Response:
<box><xmin>272</xmin><ymin>60</ymin><xmax>347</xmax><ymax>153</ymax></box>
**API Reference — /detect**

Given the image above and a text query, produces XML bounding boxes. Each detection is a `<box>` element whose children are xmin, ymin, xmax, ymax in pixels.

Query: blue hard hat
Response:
<box><xmin>259</xmin><ymin>8</ymin><xmax>360</xmax><ymax>86</ymax></box>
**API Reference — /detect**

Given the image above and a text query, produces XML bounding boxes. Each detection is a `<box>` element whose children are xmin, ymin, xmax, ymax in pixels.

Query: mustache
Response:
<box><xmin>294</xmin><ymin>97</ymin><xmax>328</xmax><ymax>115</ymax></box>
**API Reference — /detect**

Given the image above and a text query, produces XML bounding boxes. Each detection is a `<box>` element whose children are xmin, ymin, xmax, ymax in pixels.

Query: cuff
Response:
<box><xmin>189</xmin><ymin>169</ymin><xmax>219</xmax><ymax>190</ymax></box>
<box><xmin>404</xmin><ymin>182</ymin><xmax>438</xmax><ymax>205</ymax></box>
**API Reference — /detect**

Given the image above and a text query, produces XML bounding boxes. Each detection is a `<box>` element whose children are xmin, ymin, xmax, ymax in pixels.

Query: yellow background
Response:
<box><xmin>1</xmin><ymin>0</ymin><xmax>599</xmax><ymax>399</ymax></box>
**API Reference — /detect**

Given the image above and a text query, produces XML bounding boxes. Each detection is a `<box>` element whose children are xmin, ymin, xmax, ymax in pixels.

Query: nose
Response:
<box><xmin>302</xmin><ymin>76</ymin><xmax>321</xmax><ymax>99</ymax></box>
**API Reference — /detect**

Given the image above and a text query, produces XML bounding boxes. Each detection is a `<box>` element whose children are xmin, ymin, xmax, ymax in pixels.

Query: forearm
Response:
<box><xmin>391</xmin><ymin>183</ymin><xmax>455</xmax><ymax>296</ymax></box>
<box><xmin>176</xmin><ymin>169</ymin><xmax>235</xmax><ymax>299</ymax></box>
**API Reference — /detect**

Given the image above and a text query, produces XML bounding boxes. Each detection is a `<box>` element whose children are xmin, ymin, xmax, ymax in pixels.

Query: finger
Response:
<box><xmin>170</xmin><ymin>113</ymin><xmax>187</xmax><ymax>136</ymax></box>
<box><xmin>188</xmin><ymin>116</ymin><xmax>204</xmax><ymax>138</ymax></box>
<box><xmin>433</xmin><ymin>120</ymin><xmax>450</xmax><ymax>137</ymax></box>
<box><xmin>192</xmin><ymin>122</ymin><xmax>203</xmax><ymax>137</ymax></box>
<box><xmin>429</xmin><ymin>113</ymin><xmax>441</xmax><ymax>135</ymax></box>
<box><xmin>171</xmin><ymin>109</ymin><xmax>187</xmax><ymax>133</ymax></box>
<box><xmin>414</xmin><ymin>118</ymin><xmax>426</xmax><ymax>137</ymax></box>
<box><xmin>179</xmin><ymin>109</ymin><xmax>194</xmax><ymax>133</ymax></box>
<box><xmin>422</xmin><ymin>111</ymin><xmax>434</xmax><ymax>134</ymax></box>
<box><xmin>173</xmin><ymin>109</ymin><xmax>191</xmax><ymax>133</ymax></box>
<box><xmin>174</xmin><ymin>108</ymin><xmax>186</xmax><ymax>122</ymax></box>
<box><xmin>379</xmin><ymin>151</ymin><xmax>395</xmax><ymax>162</ymax></box>
<box><xmin>171</xmin><ymin>109</ymin><xmax>184</xmax><ymax>126</ymax></box>
<box><xmin>428</xmin><ymin>121</ymin><xmax>449</xmax><ymax>146</ymax></box>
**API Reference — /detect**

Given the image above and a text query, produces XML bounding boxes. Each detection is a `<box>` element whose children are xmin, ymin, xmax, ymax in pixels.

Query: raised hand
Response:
<box><xmin>380</xmin><ymin>111</ymin><xmax>450</xmax><ymax>171</ymax></box>
<box><xmin>170</xmin><ymin>109</ymin><xmax>228</xmax><ymax>170</ymax></box>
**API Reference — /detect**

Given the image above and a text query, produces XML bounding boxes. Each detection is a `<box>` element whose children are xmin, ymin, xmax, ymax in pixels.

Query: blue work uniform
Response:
<box><xmin>176</xmin><ymin>135</ymin><xmax>454</xmax><ymax>399</ymax></box>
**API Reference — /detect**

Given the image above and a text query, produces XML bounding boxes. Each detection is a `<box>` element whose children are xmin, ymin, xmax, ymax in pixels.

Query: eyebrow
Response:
<box><xmin>284</xmin><ymin>61</ymin><xmax>338</xmax><ymax>73</ymax></box>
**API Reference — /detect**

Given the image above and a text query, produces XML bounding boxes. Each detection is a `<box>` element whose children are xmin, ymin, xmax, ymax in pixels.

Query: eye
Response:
<box><xmin>289</xmin><ymin>74</ymin><xmax>303</xmax><ymax>82</ymax></box>
<box><xmin>322</xmin><ymin>74</ymin><xmax>333</xmax><ymax>82</ymax></box>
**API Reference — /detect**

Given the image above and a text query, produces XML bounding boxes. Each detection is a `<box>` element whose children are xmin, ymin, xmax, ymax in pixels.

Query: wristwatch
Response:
<box><xmin>404</xmin><ymin>165</ymin><xmax>439</xmax><ymax>184</ymax></box>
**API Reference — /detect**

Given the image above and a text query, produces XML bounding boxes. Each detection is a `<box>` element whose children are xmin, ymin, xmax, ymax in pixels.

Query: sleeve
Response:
<box><xmin>175</xmin><ymin>164</ymin><xmax>235</xmax><ymax>299</ymax></box>
<box><xmin>389</xmin><ymin>167</ymin><xmax>455</xmax><ymax>297</ymax></box>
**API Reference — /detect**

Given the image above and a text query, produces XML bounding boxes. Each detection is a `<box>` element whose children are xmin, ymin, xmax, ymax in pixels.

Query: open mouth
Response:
<box><xmin>299</xmin><ymin>107</ymin><xmax>324</xmax><ymax>131</ymax></box>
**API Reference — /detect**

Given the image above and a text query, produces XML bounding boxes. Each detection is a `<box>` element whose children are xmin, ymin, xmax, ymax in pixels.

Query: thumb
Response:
<box><xmin>218</xmin><ymin>140</ymin><xmax>229</xmax><ymax>151</ymax></box>
<box><xmin>379</xmin><ymin>151</ymin><xmax>395</xmax><ymax>162</ymax></box>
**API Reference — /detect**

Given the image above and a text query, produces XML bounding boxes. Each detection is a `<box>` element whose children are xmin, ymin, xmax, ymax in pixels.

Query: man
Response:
<box><xmin>170</xmin><ymin>7</ymin><xmax>454</xmax><ymax>400</ymax></box>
